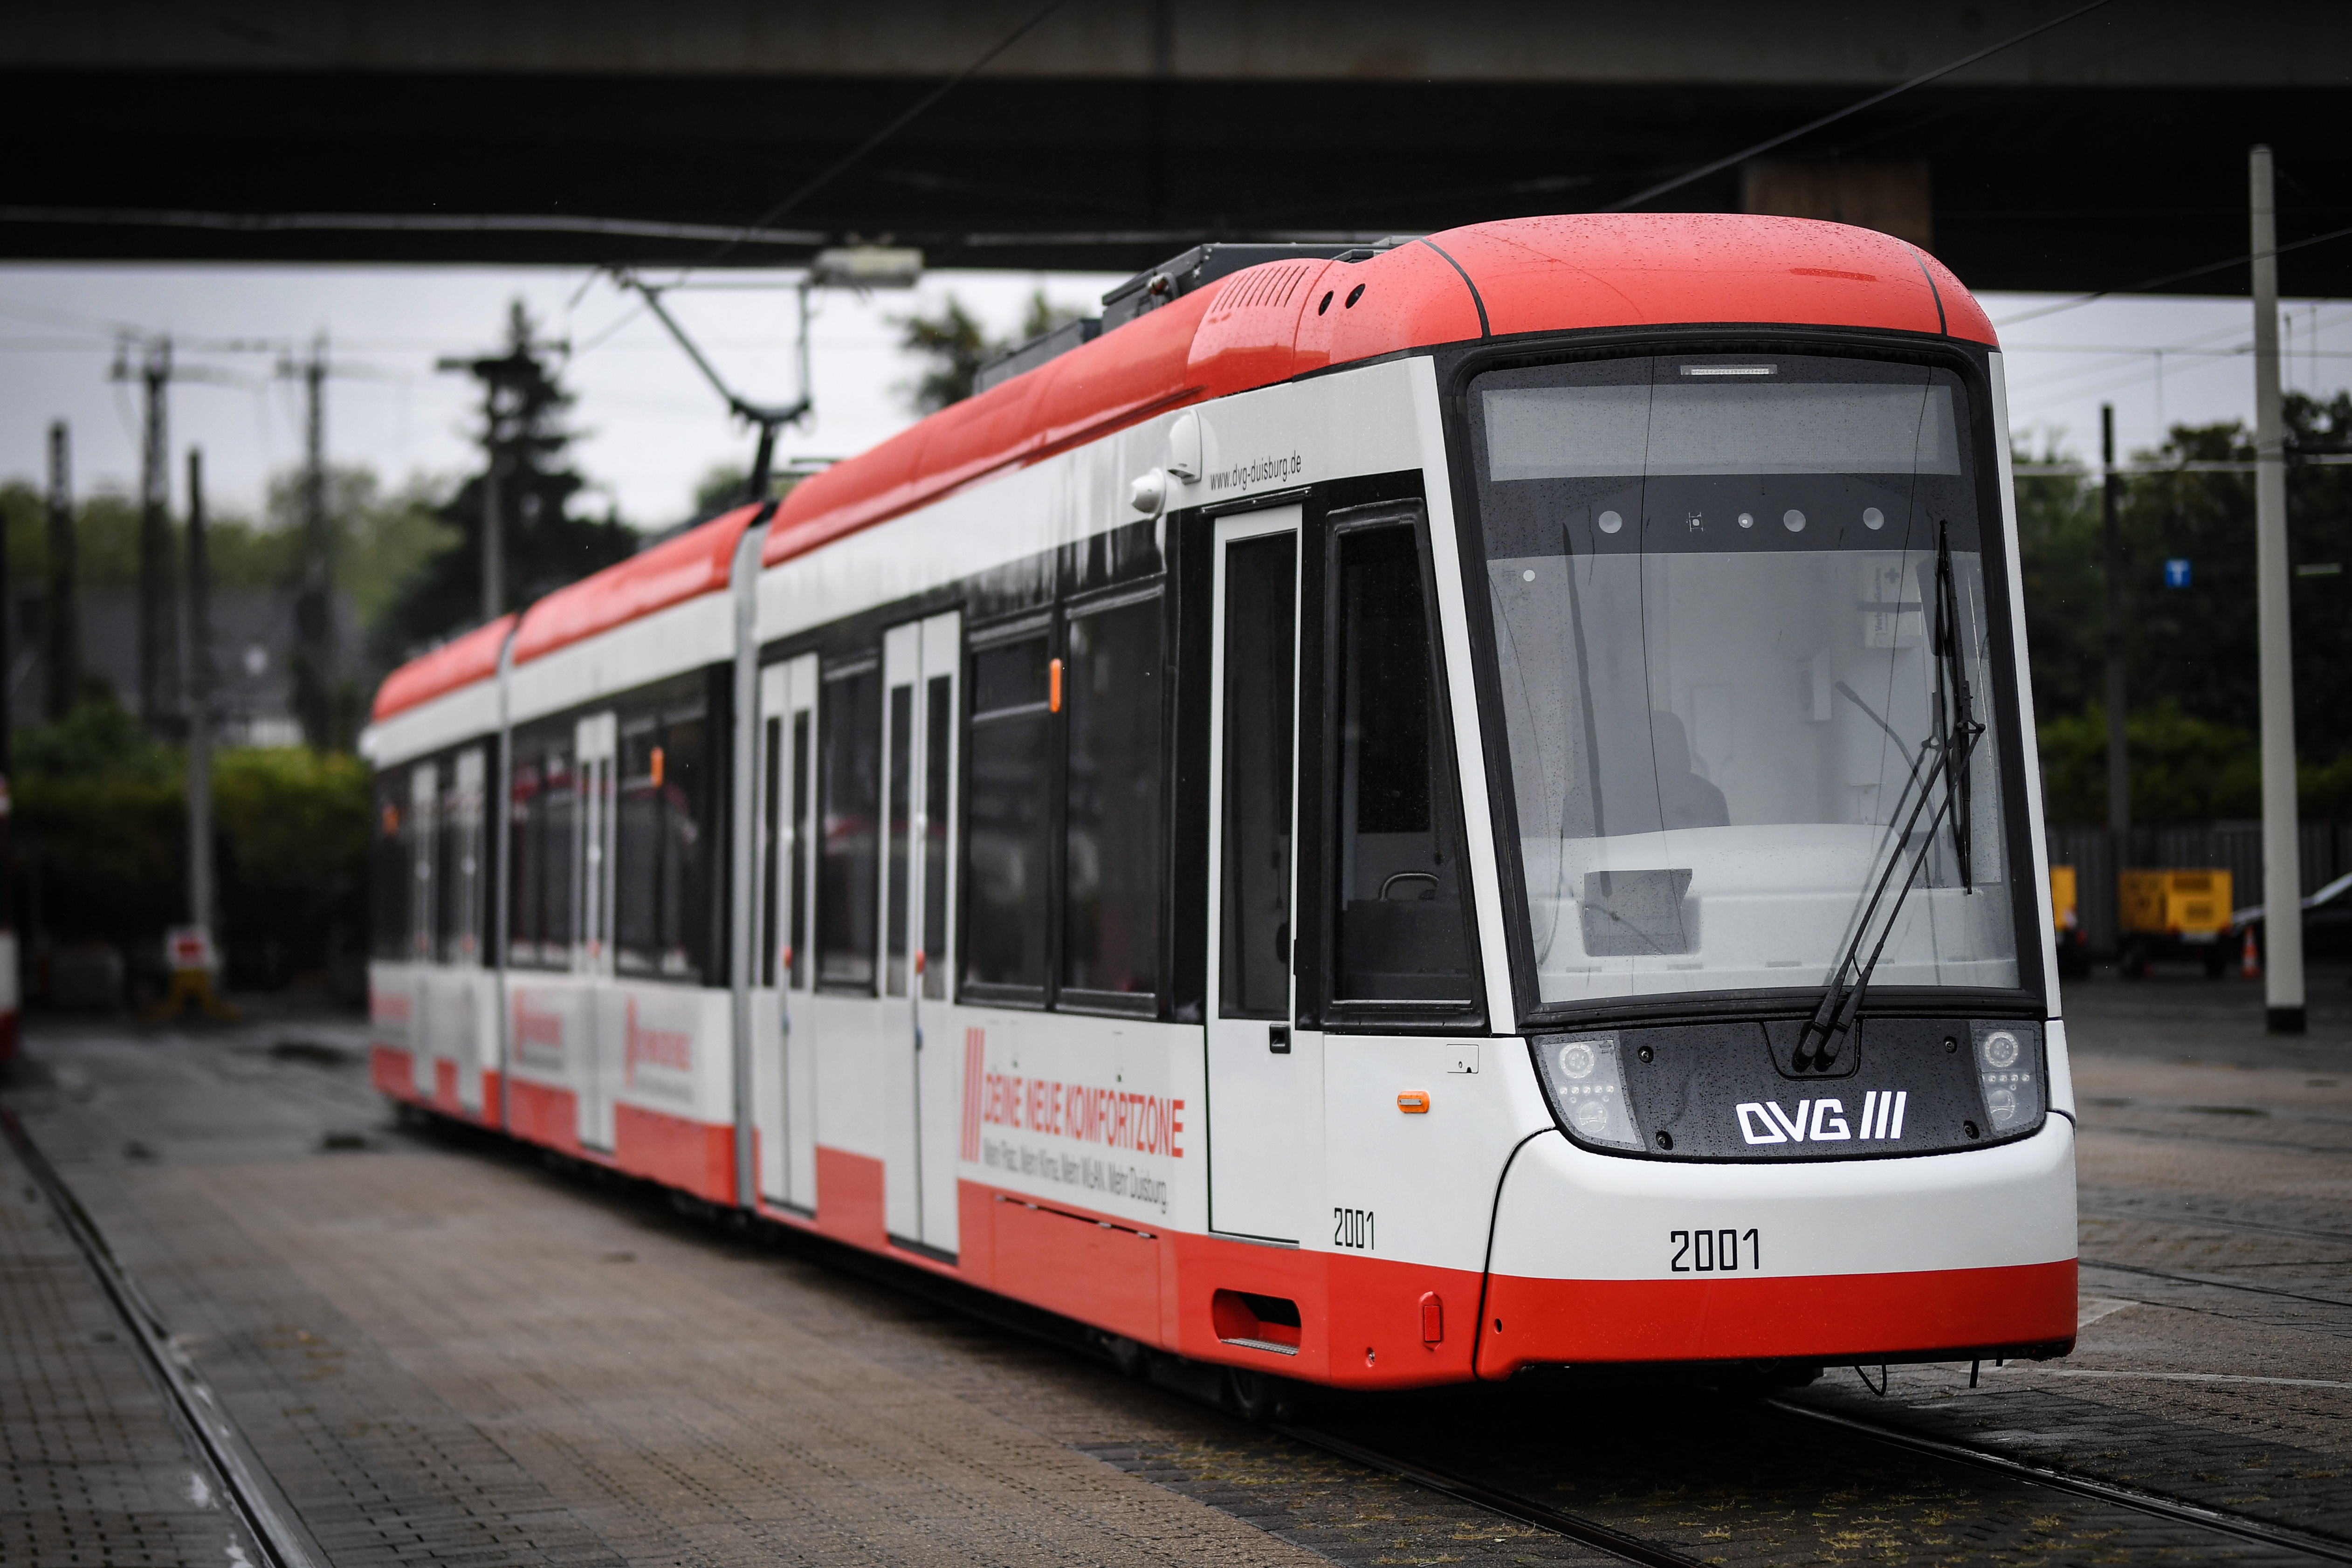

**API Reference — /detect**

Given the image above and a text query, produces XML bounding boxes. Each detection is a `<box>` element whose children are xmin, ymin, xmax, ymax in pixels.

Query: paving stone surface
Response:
<box><xmin>0</xmin><ymin>1100</ymin><xmax>265</xmax><ymax>1567</ymax></box>
<box><xmin>1</xmin><ymin>974</ymin><xmax>2346</xmax><ymax>1565</ymax></box>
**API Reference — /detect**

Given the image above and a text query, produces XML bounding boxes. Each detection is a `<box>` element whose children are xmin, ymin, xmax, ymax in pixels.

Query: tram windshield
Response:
<box><xmin>1468</xmin><ymin>353</ymin><xmax>2022</xmax><ymax>1007</ymax></box>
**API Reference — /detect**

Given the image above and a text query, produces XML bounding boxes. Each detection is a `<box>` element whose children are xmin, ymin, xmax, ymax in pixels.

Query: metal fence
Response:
<box><xmin>2044</xmin><ymin>819</ymin><xmax>2352</xmax><ymax>954</ymax></box>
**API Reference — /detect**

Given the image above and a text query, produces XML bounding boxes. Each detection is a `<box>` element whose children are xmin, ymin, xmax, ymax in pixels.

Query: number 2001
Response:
<box><xmin>1670</xmin><ymin>1228</ymin><xmax>1760</xmax><ymax>1273</ymax></box>
<box><xmin>1333</xmin><ymin>1208</ymin><xmax>1375</xmax><ymax>1250</ymax></box>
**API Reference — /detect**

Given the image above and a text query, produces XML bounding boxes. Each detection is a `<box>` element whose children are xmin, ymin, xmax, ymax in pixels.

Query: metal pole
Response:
<box><xmin>43</xmin><ymin>421</ymin><xmax>77</xmax><ymax>722</ymax></box>
<box><xmin>295</xmin><ymin>336</ymin><xmax>334</xmax><ymax>747</ymax></box>
<box><xmin>2248</xmin><ymin>144</ymin><xmax>2303</xmax><ymax>1034</ymax></box>
<box><xmin>2101</xmin><ymin>404</ymin><xmax>2128</xmax><ymax>880</ymax></box>
<box><xmin>482</xmin><ymin>449</ymin><xmax>504</xmax><ymax>622</ymax></box>
<box><xmin>185</xmin><ymin>448</ymin><xmax>215</xmax><ymax>939</ymax></box>
<box><xmin>137</xmin><ymin>338</ymin><xmax>175</xmax><ymax>732</ymax></box>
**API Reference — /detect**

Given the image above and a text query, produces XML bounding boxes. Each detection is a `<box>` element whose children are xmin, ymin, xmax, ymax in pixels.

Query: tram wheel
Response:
<box><xmin>1225</xmin><ymin>1367</ymin><xmax>1292</xmax><ymax>1423</ymax></box>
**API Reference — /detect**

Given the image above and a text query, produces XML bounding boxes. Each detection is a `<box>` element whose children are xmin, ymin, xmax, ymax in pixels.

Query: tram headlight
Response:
<box><xmin>1531</xmin><ymin>1032</ymin><xmax>1644</xmax><ymax>1152</ymax></box>
<box><xmin>1970</xmin><ymin>1022</ymin><xmax>2045</xmax><ymax>1133</ymax></box>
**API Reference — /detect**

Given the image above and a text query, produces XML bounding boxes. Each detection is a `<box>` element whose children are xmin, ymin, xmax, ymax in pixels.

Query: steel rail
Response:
<box><xmin>1768</xmin><ymin>1396</ymin><xmax>2352</xmax><ymax>1563</ymax></box>
<box><xmin>0</xmin><ymin>1103</ymin><xmax>329</xmax><ymax>1568</ymax></box>
<box><xmin>1271</xmin><ymin>1421</ymin><xmax>1708</xmax><ymax>1568</ymax></box>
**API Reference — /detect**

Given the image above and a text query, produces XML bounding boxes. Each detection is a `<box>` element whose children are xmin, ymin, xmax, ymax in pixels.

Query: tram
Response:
<box><xmin>365</xmin><ymin>213</ymin><xmax>2077</xmax><ymax>1391</ymax></box>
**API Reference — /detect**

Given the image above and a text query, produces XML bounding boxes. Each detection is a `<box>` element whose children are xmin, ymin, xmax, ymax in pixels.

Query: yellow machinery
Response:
<box><xmin>2118</xmin><ymin>868</ymin><xmax>2233</xmax><ymax>977</ymax></box>
<box><xmin>2049</xmin><ymin>865</ymin><xmax>2088</xmax><ymax>977</ymax></box>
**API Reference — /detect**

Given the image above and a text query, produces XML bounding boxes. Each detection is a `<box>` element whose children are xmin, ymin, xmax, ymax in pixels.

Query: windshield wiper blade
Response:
<box><xmin>1933</xmin><ymin>519</ymin><xmax>1976</xmax><ymax>892</ymax></box>
<box><xmin>1795</xmin><ymin>716</ymin><xmax>1983</xmax><ymax>1071</ymax></box>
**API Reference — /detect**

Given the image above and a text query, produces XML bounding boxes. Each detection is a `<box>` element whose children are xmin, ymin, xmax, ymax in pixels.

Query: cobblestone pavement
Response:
<box><xmin>0</xmin><ymin>974</ymin><xmax>2345</xmax><ymax>1566</ymax></box>
<box><xmin>0</xmin><ymin>1109</ymin><xmax>267</xmax><ymax>1566</ymax></box>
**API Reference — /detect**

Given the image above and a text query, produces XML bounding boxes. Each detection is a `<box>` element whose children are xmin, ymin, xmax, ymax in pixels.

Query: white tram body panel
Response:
<box><xmin>365</xmin><ymin>215</ymin><xmax>2078</xmax><ymax>1388</ymax></box>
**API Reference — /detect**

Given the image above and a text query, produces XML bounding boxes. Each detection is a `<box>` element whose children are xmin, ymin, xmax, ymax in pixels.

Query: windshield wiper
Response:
<box><xmin>1933</xmin><ymin>518</ymin><xmax>1976</xmax><ymax>892</ymax></box>
<box><xmin>1794</xmin><ymin>717</ymin><xmax>1981</xmax><ymax>1069</ymax></box>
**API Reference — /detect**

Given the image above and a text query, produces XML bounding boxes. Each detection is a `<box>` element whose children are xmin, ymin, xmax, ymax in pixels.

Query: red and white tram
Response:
<box><xmin>366</xmin><ymin>213</ymin><xmax>2076</xmax><ymax>1390</ymax></box>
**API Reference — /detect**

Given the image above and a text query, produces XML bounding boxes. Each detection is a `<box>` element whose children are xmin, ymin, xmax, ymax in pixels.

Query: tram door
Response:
<box><xmin>880</xmin><ymin>612</ymin><xmax>962</xmax><ymax>1254</ymax></box>
<box><xmin>754</xmin><ymin>655</ymin><xmax>820</xmax><ymax>1210</ymax></box>
<box><xmin>573</xmin><ymin>711</ymin><xmax>618</xmax><ymax>1150</ymax></box>
<box><xmin>1205</xmin><ymin>507</ymin><xmax>1304</xmax><ymax>1243</ymax></box>
<box><xmin>408</xmin><ymin>761</ymin><xmax>439</xmax><ymax>1097</ymax></box>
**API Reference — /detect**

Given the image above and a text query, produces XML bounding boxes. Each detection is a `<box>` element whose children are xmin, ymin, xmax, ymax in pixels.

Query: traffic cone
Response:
<box><xmin>2241</xmin><ymin>924</ymin><xmax>2261</xmax><ymax>979</ymax></box>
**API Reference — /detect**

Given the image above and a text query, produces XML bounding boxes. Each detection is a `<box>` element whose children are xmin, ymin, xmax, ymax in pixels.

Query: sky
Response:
<box><xmin>0</xmin><ymin>261</ymin><xmax>2345</xmax><ymax>529</ymax></box>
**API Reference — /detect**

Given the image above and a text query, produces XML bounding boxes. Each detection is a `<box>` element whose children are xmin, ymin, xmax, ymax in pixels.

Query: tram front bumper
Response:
<box><xmin>1477</xmin><ymin>1116</ymin><xmax>2077</xmax><ymax>1377</ymax></box>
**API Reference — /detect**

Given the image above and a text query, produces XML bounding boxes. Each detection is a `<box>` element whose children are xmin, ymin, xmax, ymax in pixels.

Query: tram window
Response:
<box><xmin>962</xmin><ymin>632</ymin><xmax>1052</xmax><ymax>997</ymax></box>
<box><xmin>615</xmin><ymin>704</ymin><xmax>710</xmax><ymax>982</ymax></box>
<box><xmin>760</xmin><ymin>715</ymin><xmax>783</xmax><ymax>988</ymax></box>
<box><xmin>1328</xmin><ymin>523</ymin><xmax>1477</xmax><ymax>1007</ymax></box>
<box><xmin>789</xmin><ymin>710</ymin><xmax>812</xmax><ymax>989</ymax></box>
<box><xmin>885</xmin><ymin>684</ymin><xmax>914</xmax><ymax>997</ymax></box>
<box><xmin>818</xmin><ymin>664</ymin><xmax>882</xmax><ymax>991</ymax></box>
<box><xmin>438</xmin><ymin>748</ymin><xmax>486</xmax><ymax>966</ymax></box>
<box><xmin>408</xmin><ymin>763</ymin><xmax>437</xmax><ymax>961</ymax></box>
<box><xmin>509</xmin><ymin>756</ymin><xmax>542</xmax><ymax>964</ymax></box>
<box><xmin>371</xmin><ymin>774</ymin><xmax>407</xmax><ymax>961</ymax></box>
<box><xmin>1063</xmin><ymin>593</ymin><xmax>1164</xmax><ymax>1003</ymax></box>
<box><xmin>538</xmin><ymin>743</ymin><xmax>576</xmax><ymax>962</ymax></box>
<box><xmin>922</xmin><ymin>676</ymin><xmax>952</xmax><ymax>1000</ymax></box>
<box><xmin>1221</xmin><ymin>536</ymin><xmax>1296</xmax><ymax>1020</ymax></box>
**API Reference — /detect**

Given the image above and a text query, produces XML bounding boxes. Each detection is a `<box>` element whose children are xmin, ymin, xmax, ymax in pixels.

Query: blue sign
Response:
<box><xmin>2164</xmin><ymin>558</ymin><xmax>2192</xmax><ymax>588</ymax></box>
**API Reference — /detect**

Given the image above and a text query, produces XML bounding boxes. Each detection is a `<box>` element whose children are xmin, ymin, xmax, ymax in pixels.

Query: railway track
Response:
<box><xmin>1767</xmin><ymin>1396</ymin><xmax>2352</xmax><ymax>1564</ymax></box>
<box><xmin>1279</xmin><ymin>1393</ymin><xmax>2352</xmax><ymax>1567</ymax></box>
<box><xmin>0</xmin><ymin>1103</ymin><xmax>328</xmax><ymax>1568</ymax></box>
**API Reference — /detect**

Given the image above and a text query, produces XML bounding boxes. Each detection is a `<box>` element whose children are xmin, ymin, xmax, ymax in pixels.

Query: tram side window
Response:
<box><xmin>437</xmin><ymin>747</ymin><xmax>486</xmax><ymax>965</ymax></box>
<box><xmin>1062</xmin><ymin>595</ymin><xmax>1164</xmax><ymax>1003</ymax></box>
<box><xmin>1328</xmin><ymin>523</ymin><xmax>1477</xmax><ymax>1009</ymax></box>
<box><xmin>507</xmin><ymin>730</ymin><xmax>576</xmax><ymax>968</ymax></box>
<box><xmin>615</xmin><ymin>702</ymin><xmax>711</xmax><ymax>982</ymax></box>
<box><xmin>371</xmin><ymin>773</ymin><xmax>408</xmax><ymax>961</ymax></box>
<box><xmin>790</xmin><ymin>710</ymin><xmax>812</xmax><ymax>988</ymax></box>
<box><xmin>407</xmin><ymin>762</ymin><xmax>438</xmax><ymax>961</ymax></box>
<box><xmin>818</xmin><ymin>664</ymin><xmax>882</xmax><ymax>991</ymax></box>
<box><xmin>962</xmin><ymin>631</ymin><xmax>1052</xmax><ymax>998</ymax></box>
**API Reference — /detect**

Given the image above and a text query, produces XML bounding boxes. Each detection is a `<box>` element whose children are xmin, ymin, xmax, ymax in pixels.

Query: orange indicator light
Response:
<box><xmin>1397</xmin><ymin>1090</ymin><xmax>1430</xmax><ymax>1114</ymax></box>
<box><xmin>1048</xmin><ymin>657</ymin><xmax>1063</xmax><ymax>713</ymax></box>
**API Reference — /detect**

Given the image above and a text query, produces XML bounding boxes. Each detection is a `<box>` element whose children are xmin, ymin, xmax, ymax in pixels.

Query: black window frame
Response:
<box><xmin>956</xmin><ymin>612</ymin><xmax>1059</xmax><ymax>1009</ymax></box>
<box><xmin>1056</xmin><ymin>580</ymin><xmax>1170</xmax><ymax>1018</ymax></box>
<box><xmin>612</xmin><ymin>673</ymin><xmax>720</xmax><ymax>985</ymax></box>
<box><xmin>954</xmin><ymin>586</ymin><xmax>1175</xmax><ymax>1020</ymax></box>
<box><xmin>816</xmin><ymin>654</ymin><xmax>884</xmax><ymax>995</ymax></box>
<box><xmin>1316</xmin><ymin>502</ymin><xmax>1486</xmax><ymax>1034</ymax></box>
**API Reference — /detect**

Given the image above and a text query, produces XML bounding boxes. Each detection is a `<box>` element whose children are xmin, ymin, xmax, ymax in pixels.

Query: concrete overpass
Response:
<box><xmin>4</xmin><ymin>1</ymin><xmax>2348</xmax><ymax>294</ymax></box>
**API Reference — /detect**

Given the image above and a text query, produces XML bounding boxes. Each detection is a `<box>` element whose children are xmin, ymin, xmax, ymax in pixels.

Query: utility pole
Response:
<box><xmin>2249</xmin><ymin>144</ymin><xmax>2303</xmax><ymax>1034</ymax></box>
<box><xmin>130</xmin><ymin>337</ymin><xmax>179</xmax><ymax>735</ymax></box>
<box><xmin>286</xmin><ymin>335</ymin><xmax>337</xmax><ymax>749</ymax></box>
<box><xmin>482</xmin><ymin>448</ymin><xmax>504</xmax><ymax>624</ymax></box>
<box><xmin>186</xmin><ymin>447</ymin><xmax>216</xmax><ymax>941</ymax></box>
<box><xmin>2101</xmin><ymin>404</ymin><xmax>2129</xmax><ymax>885</ymax></box>
<box><xmin>43</xmin><ymin>421</ymin><xmax>78</xmax><ymax>721</ymax></box>
<box><xmin>434</xmin><ymin>342</ymin><xmax>536</xmax><ymax>625</ymax></box>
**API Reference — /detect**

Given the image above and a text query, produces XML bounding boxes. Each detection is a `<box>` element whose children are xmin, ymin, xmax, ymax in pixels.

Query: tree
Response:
<box><xmin>385</xmin><ymin>300</ymin><xmax>637</xmax><ymax>652</ymax></box>
<box><xmin>894</xmin><ymin>290</ymin><xmax>1089</xmax><ymax>414</ymax></box>
<box><xmin>2015</xmin><ymin>390</ymin><xmax>2352</xmax><ymax>824</ymax></box>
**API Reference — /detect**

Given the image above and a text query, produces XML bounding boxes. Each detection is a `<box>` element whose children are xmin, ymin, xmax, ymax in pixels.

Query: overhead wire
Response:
<box><xmin>704</xmin><ymin>0</ymin><xmax>1067</xmax><ymax>266</ymax></box>
<box><xmin>1599</xmin><ymin>0</ymin><xmax>2118</xmax><ymax>213</ymax></box>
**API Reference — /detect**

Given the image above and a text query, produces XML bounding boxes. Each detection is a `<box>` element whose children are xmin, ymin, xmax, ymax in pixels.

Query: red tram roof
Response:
<box><xmin>507</xmin><ymin>506</ymin><xmax>760</xmax><ymax>669</ymax></box>
<box><xmin>373</xmin><ymin>214</ymin><xmax>1996</xmax><ymax>720</ymax></box>
<box><xmin>369</xmin><ymin>612</ymin><xmax>516</xmax><ymax>721</ymax></box>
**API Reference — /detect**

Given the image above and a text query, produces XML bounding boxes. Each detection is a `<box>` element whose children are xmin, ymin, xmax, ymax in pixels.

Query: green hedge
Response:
<box><xmin>17</xmin><ymin>717</ymin><xmax>369</xmax><ymax>990</ymax></box>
